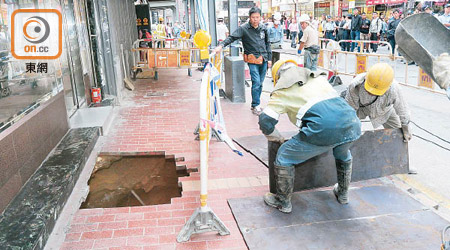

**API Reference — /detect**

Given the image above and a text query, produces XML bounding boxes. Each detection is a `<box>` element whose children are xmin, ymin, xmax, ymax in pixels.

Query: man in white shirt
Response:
<box><xmin>216</xmin><ymin>18</ymin><xmax>229</xmax><ymax>42</ymax></box>
<box><xmin>298</xmin><ymin>14</ymin><xmax>320</xmax><ymax>71</ymax></box>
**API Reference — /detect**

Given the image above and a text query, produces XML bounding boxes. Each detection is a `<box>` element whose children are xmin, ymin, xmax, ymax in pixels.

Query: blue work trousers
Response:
<box><xmin>275</xmin><ymin>133</ymin><xmax>354</xmax><ymax>167</ymax></box>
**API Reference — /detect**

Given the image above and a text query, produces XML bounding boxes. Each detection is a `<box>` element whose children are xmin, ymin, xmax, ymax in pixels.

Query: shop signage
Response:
<box><xmin>418</xmin><ymin>68</ymin><xmax>433</xmax><ymax>89</ymax></box>
<box><xmin>349</xmin><ymin>0</ymin><xmax>355</xmax><ymax>9</ymax></box>
<box><xmin>366</xmin><ymin>0</ymin><xmax>406</xmax><ymax>5</ymax></box>
<box><xmin>135</xmin><ymin>5</ymin><xmax>150</xmax><ymax>32</ymax></box>
<box><xmin>375</xmin><ymin>5</ymin><xmax>387</xmax><ymax>11</ymax></box>
<box><xmin>318</xmin><ymin>2</ymin><xmax>331</xmax><ymax>7</ymax></box>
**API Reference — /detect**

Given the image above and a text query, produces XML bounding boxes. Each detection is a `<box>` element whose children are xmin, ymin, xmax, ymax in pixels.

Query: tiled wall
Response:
<box><xmin>0</xmin><ymin>92</ymin><xmax>69</xmax><ymax>212</ymax></box>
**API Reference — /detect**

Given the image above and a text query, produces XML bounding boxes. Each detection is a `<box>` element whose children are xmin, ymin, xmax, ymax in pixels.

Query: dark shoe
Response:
<box><xmin>263</xmin><ymin>165</ymin><xmax>295</xmax><ymax>213</ymax></box>
<box><xmin>333</xmin><ymin>159</ymin><xmax>352</xmax><ymax>204</ymax></box>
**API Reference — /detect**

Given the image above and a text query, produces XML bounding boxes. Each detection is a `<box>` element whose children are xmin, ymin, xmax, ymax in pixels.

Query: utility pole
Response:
<box><xmin>228</xmin><ymin>0</ymin><xmax>239</xmax><ymax>56</ymax></box>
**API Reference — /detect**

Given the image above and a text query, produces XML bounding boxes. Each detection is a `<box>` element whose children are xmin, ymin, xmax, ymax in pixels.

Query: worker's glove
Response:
<box><xmin>265</xmin><ymin>129</ymin><xmax>285</xmax><ymax>144</ymax></box>
<box><xmin>401</xmin><ymin>124</ymin><xmax>412</xmax><ymax>142</ymax></box>
<box><xmin>297</xmin><ymin>49</ymin><xmax>302</xmax><ymax>55</ymax></box>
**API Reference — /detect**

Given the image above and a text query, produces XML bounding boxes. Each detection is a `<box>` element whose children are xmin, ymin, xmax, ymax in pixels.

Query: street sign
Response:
<box><xmin>318</xmin><ymin>50</ymin><xmax>324</xmax><ymax>67</ymax></box>
<box><xmin>180</xmin><ymin>50</ymin><xmax>191</xmax><ymax>67</ymax></box>
<box><xmin>418</xmin><ymin>67</ymin><xmax>433</xmax><ymax>89</ymax></box>
<box><xmin>356</xmin><ymin>55</ymin><xmax>367</xmax><ymax>74</ymax></box>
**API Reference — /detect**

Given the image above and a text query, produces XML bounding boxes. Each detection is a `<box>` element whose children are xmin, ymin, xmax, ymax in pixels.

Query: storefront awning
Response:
<box><xmin>366</xmin><ymin>0</ymin><xmax>406</xmax><ymax>5</ymax></box>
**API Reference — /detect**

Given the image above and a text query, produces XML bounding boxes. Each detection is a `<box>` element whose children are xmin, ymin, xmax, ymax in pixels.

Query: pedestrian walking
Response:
<box><xmin>297</xmin><ymin>14</ymin><xmax>320</xmax><ymax>71</ymax></box>
<box><xmin>288</xmin><ymin>19</ymin><xmax>299</xmax><ymax>48</ymax></box>
<box><xmin>360</xmin><ymin>13</ymin><xmax>371</xmax><ymax>53</ymax></box>
<box><xmin>259</xmin><ymin>60</ymin><xmax>362</xmax><ymax>213</ymax></box>
<box><xmin>214</xmin><ymin>7</ymin><xmax>272</xmax><ymax>115</ymax></box>
<box><xmin>369</xmin><ymin>12</ymin><xmax>382</xmax><ymax>53</ymax></box>
<box><xmin>350</xmin><ymin>9</ymin><xmax>362</xmax><ymax>52</ymax></box>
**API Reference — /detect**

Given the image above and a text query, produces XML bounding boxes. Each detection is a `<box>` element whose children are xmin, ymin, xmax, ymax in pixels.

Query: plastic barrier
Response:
<box><xmin>177</xmin><ymin>55</ymin><xmax>242</xmax><ymax>242</ymax></box>
<box><xmin>316</xmin><ymin>39</ymin><xmax>446</xmax><ymax>95</ymax></box>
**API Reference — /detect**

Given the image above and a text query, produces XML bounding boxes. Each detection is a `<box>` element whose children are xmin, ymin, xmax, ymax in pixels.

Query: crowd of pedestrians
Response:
<box><xmin>278</xmin><ymin>4</ymin><xmax>450</xmax><ymax>56</ymax></box>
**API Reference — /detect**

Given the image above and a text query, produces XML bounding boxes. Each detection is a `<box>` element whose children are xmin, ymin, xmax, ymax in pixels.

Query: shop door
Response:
<box><xmin>62</xmin><ymin>0</ymin><xmax>86</xmax><ymax>109</ymax></box>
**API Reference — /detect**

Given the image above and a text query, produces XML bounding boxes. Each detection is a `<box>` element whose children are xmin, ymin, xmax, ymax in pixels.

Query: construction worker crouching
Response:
<box><xmin>259</xmin><ymin>60</ymin><xmax>362</xmax><ymax>213</ymax></box>
<box><xmin>156</xmin><ymin>17</ymin><xmax>167</xmax><ymax>48</ymax></box>
<box><xmin>342</xmin><ymin>63</ymin><xmax>412</xmax><ymax>141</ymax></box>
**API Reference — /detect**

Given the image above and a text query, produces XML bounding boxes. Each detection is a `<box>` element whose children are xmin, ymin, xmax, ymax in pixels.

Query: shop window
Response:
<box><xmin>0</xmin><ymin>1</ymin><xmax>65</xmax><ymax>133</ymax></box>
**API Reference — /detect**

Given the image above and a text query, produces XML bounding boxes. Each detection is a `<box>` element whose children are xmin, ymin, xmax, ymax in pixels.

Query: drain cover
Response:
<box><xmin>145</xmin><ymin>91</ymin><xmax>166</xmax><ymax>97</ymax></box>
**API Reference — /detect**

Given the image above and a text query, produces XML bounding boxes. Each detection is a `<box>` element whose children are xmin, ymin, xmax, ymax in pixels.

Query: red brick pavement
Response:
<box><xmin>62</xmin><ymin>69</ymin><xmax>296</xmax><ymax>250</ymax></box>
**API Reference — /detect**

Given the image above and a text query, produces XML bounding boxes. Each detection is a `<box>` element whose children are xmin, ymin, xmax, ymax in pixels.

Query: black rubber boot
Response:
<box><xmin>264</xmin><ymin>165</ymin><xmax>295</xmax><ymax>213</ymax></box>
<box><xmin>333</xmin><ymin>159</ymin><xmax>352</xmax><ymax>204</ymax></box>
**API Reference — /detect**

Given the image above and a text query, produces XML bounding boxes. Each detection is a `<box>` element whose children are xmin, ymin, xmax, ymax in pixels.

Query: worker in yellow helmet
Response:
<box><xmin>342</xmin><ymin>63</ymin><xmax>411</xmax><ymax>142</ymax></box>
<box><xmin>156</xmin><ymin>17</ymin><xmax>167</xmax><ymax>48</ymax></box>
<box><xmin>259</xmin><ymin>60</ymin><xmax>361</xmax><ymax>213</ymax></box>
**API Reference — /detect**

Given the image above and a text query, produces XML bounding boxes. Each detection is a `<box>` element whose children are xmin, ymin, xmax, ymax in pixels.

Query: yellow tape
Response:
<box><xmin>200</xmin><ymin>194</ymin><xmax>207</xmax><ymax>207</ymax></box>
<box><xmin>397</xmin><ymin>175</ymin><xmax>450</xmax><ymax>209</ymax></box>
<box><xmin>199</xmin><ymin>129</ymin><xmax>208</xmax><ymax>140</ymax></box>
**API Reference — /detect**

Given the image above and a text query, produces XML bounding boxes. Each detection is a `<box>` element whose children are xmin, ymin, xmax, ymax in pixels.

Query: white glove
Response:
<box><xmin>401</xmin><ymin>124</ymin><xmax>412</xmax><ymax>142</ymax></box>
<box><xmin>265</xmin><ymin>129</ymin><xmax>285</xmax><ymax>143</ymax></box>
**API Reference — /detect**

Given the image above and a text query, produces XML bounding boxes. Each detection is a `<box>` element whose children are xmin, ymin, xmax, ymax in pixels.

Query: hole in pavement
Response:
<box><xmin>80</xmin><ymin>153</ymin><xmax>193</xmax><ymax>209</ymax></box>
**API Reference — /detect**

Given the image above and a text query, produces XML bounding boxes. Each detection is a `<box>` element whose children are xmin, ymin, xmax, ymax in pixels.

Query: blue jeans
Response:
<box><xmin>248</xmin><ymin>61</ymin><xmax>268</xmax><ymax>108</ymax></box>
<box><xmin>290</xmin><ymin>31</ymin><xmax>297</xmax><ymax>47</ymax></box>
<box><xmin>304</xmin><ymin>50</ymin><xmax>318</xmax><ymax>71</ymax></box>
<box><xmin>389</xmin><ymin>38</ymin><xmax>396</xmax><ymax>55</ymax></box>
<box><xmin>350</xmin><ymin>30</ymin><xmax>360</xmax><ymax>52</ymax></box>
<box><xmin>275</xmin><ymin>133</ymin><xmax>354</xmax><ymax>167</ymax></box>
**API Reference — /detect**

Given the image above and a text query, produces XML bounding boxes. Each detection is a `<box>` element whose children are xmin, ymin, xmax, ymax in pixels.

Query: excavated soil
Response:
<box><xmin>81</xmin><ymin>155</ymin><xmax>183</xmax><ymax>208</ymax></box>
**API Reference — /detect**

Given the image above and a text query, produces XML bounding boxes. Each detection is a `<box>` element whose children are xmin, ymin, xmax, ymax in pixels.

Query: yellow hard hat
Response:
<box><xmin>272</xmin><ymin>59</ymin><xmax>298</xmax><ymax>86</ymax></box>
<box><xmin>364</xmin><ymin>63</ymin><xmax>394</xmax><ymax>96</ymax></box>
<box><xmin>159</xmin><ymin>17</ymin><xmax>164</xmax><ymax>22</ymax></box>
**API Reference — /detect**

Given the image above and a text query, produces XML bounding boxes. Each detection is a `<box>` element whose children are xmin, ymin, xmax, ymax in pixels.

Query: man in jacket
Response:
<box><xmin>387</xmin><ymin>9</ymin><xmax>401</xmax><ymax>54</ymax></box>
<box><xmin>350</xmin><ymin>9</ymin><xmax>362</xmax><ymax>52</ymax></box>
<box><xmin>259</xmin><ymin>60</ymin><xmax>362</xmax><ymax>213</ymax></box>
<box><xmin>214</xmin><ymin>7</ymin><xmax>272</xmax><ymax>115</ymax></box>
